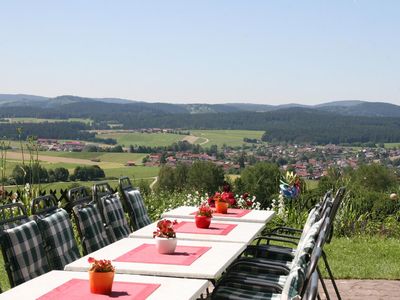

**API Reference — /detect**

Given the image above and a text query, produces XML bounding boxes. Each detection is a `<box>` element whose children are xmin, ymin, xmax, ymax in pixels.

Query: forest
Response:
<box><xmin>2</xmin><ymin>104</ymin><xmax>400</xmax><ymax>144</ymax></box>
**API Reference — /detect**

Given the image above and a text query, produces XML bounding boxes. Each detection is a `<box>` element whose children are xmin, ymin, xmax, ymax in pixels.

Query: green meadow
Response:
<box><xmin>96</xmin><ymin>132</ymin><xmax>184</xmax><ymax>147</ymax></box>
<box><xmin>190</xmin><ymin>130</ymin><xmax>265</xmax><ymax>147</ymax></box>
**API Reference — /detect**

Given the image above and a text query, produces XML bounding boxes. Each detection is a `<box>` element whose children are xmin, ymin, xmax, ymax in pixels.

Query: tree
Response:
<box><xmin>54</xmin><ymin>167</ymin><xmax>69</xmax><ymax>181</ymax></box>
<box><xmin>11</xmin><ymin>164</ymin><xmax>49</xmax><ymax>184</ymax></box>
<box><xmin>239</xmin><ymin>162</ymin><xmax>280</xmax><ymax>209</ymax></box>
<box><xmin>72</xmin><ymin>165</ymin><xmax>105</xmax><ymax>181</ymax></box>
<box><xmin>188</xmin><ymin>161</ymin><xmax>224</xmax><ymax>193</ymax></box>
<box><xmin>156</xmin><ymin>165</ymin><xmax>176</xmax><ymax>192</ymax></box>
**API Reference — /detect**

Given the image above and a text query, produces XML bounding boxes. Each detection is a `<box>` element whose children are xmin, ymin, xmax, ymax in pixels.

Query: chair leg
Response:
<box><xmin>322</xmin><ymin>250</ymin><xmax>342</xmax><ymax>300</ymax></box>
<box><xmin>317</xmin><ymin>266</ymin><xmax>331</xmax><ymax>300</ymax></box>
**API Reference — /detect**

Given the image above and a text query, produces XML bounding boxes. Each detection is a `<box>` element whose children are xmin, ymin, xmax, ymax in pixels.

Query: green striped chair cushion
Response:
<box><xmin>292</xmin><ymin>218</ymin><xmax>323</xmax><ymax>269</ymax></box>
<box><xmin>36</xmin><ymin>208</ymin><xmax>80</xmax><ymax>270</ymax></box>
<box><xmin>281</xmin><ymin>266</ymin><xmax>305</xmax><ymax>300</ymax></box>
<box><xmin>3</xmin><ymin>220</ymin><xmax>50</xmax><ymax>286</ymax></box>
<box><xmin>73</xmin><ymin>203</ymin><xmax>110</xmax><ymax>254</ymax></box>
<box><xmin>100</xmin><ymin>194</ymin><xmax>131</xmax><ymax>242</ymax></box>
<box><xmin>211</xmin><ymin>286</ymin><xmax>281</xmax><ymax>300</ymax></box>
<box><xmin>124</xmin><ymin>190</ymin><xmax>151</xmax><ymax>230</ymax></box>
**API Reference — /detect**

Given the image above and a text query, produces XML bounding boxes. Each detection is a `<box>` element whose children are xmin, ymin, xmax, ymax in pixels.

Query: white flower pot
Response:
<box><xmin>155</xmin><ymin>237</ymin><xmax>177</xmax><ymax>254</ymax></box>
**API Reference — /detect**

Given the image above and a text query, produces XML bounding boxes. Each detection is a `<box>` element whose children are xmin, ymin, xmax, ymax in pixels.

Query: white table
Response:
<box><xmin>64</xmin><ymin>238</ymin><xmax>246</xmax><ymax>280</ymax></box>
<box><xmin>0</xmin><ymin>270</ymin><xmax>209</xmax><ymax>300</ymax></box>
<box><xmin>162</xmin><ymin>206</ymin><xmax>275</xmax><ymax>223</ymax></box>
<box><xmin>130</xmin><ymin>218</ymin><xmax>265</xmax><ymax>244</ymax></box>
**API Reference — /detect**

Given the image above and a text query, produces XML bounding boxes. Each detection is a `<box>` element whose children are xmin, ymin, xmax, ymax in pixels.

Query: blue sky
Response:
<box><xmin>1</xmin><ymin>1</ymin><xmax>399</xmax><ymax>105</ymax></box>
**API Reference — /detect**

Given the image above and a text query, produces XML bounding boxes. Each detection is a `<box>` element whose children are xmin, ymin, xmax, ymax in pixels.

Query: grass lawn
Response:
<box><xmin>321</xmin><ymin>236</ymin><xmax>400</xmax><ymax>279</ymax></box>
<box><xmin>96</xmin><ymin>132</ymin><xmax>184</xmax><ymax>147</ymax></box>
<box><xmin>190</xmin><ymin>130</ymin><xmax>264</xmax><ymax>148</ymax></box>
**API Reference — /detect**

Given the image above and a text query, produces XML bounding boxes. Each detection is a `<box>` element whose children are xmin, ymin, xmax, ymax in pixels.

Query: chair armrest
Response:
<box><xmin>262</xmin><ymin>232</ymin><xmax>301</xmax><ymax>241</ymax></box>
<box><xmin>253</xmin><ymin>236</ymin><xmax>299</xmax><ymax>246</ymax></box>
<box><xmin>271</xmin><ymin>226</ymin><xmax>303</xmax><ymax>234</ymax></box>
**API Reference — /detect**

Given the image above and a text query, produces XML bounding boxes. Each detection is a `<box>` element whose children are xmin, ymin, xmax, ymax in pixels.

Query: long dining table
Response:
<box><xmin>130</xmin><ymin>217</ymin><xmax>266</xmax><ymax>244</ymax></box>
<box><xmin>0</xmin><ymin>270</ymin><xmax>209</xmax><ymax>300</ymax></box>
<box><xmin>162</xmin><ymin>206</ymin><xmax>275</xmax><ymax>223</ymax></box>
<box><xmin>64</xmin><ymin>238</ymin><xmax>246</xmax><ymax>281</ymax></box>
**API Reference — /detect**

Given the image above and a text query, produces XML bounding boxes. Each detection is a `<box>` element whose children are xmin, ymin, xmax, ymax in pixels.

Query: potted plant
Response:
<box><xmin>153</xmin><ymin>219</ymin><xmax>178</xmax><ymax>254</ymax></box>
<box><xmin>88</xmin><ymin>257</ymin><xmax>115</xmax><ymax>295</ymax></box>
<box><xmin>195</xmin><ymin>203</ymin><xmax>213</xmax><ymax>228</ymax></box>
<box><xmin>213</xmin><ymin>192</ymin><xmax>230</xmax><ymax>214</ymax></box>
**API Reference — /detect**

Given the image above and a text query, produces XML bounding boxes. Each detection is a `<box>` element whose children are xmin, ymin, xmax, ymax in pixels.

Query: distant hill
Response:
<box><xmin>0</xmin><ymin>93</ymin><xmax>399</xmax><ymax>118</ymax></box>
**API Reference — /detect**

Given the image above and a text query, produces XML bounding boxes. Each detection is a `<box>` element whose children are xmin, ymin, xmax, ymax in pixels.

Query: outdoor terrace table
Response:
<box><xmin>0</xmin><ymin>270</ymin><xmax>208</xmax><ymax>300</ymax></box>
<box><xmin>64</xmin><ymin>238</ymin><xmax>246</xmax><ymax>281</ymax></box>
<box><xmin>130</xmin><ymin>218</ymin><xmax>266</xmax><ymax>244</ymax></box>
<box><xmin>162</xmin><ymin>206</ymin><xmax>275</xmax><ymax>223</ymax></box>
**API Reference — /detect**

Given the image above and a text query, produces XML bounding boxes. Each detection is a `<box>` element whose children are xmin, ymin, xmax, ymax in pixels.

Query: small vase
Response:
<box><xmin>195</xmin><ymin>215</ymin><xmax>212</xmax><ymax>228</ymax></box>
<box><xmin>155</xmin><ymin>237</ymin><xmax>177</xmax><ymax>254</ymax></box>
<box><xmin>215</xmin><ymin>201</ymin><xmax>229</xmax><ymax>214</ymax></box>
<box><xmin>89</xmin><ymin>271</ymin><xmax>114</xmax><ymax>295</ymax></box>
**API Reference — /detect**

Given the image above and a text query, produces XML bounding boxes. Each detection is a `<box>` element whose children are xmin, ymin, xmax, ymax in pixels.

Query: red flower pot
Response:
<box><xmin>195</xmin><ymin>215</ymin><xmax>212</xmax><ymax>228</ymax></box>
<box><xmin>89</xmin><ymin>271</ymin><xmax>115</xmax><ymax>295</ymax></box>
<box><xmin>215</xmin><ymin>201</ymin><xmax>229</xmax><ymax>214</ymax></box>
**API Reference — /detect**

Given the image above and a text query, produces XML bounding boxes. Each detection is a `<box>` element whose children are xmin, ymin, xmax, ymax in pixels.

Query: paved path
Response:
<box><xmin>321</xmin><ymin>280</ymin><xmax>400</xmax><ymax>300</ymax></box>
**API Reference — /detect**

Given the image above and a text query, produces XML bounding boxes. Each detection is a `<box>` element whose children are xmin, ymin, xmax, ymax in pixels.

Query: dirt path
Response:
<box><xmin>182</xmin><ymin>135</ymin><xmax>209</xmax><ymax>145</ymax></box>
<box><xmin>6</xmin><ymin>152</ymin><xmax>99</xmax><ymax>165</ymax></box>
<box><xmin>149</xmin><ymin>176</ymin><xmax>158</xmax><ymax>190</ymax></box>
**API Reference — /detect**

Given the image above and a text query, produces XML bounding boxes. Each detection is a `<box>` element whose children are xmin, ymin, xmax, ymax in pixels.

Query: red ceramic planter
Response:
<box><xmin>195</xmin><ymin>215</ymin><xmax>212</xmax><ymax>228</ymax></box>
<box><xmin>215</xmin><ymin>202</ymin><xmax>229</xmax><ymax>214</ymax></box>
<box><xmin>89</xmin><ymin>271</ymin><xmax>115</xmax><ymax>295</ymax></box>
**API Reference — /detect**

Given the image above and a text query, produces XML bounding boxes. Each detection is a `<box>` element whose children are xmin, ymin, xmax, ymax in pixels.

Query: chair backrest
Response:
<box><xmin>99</xmin><ymin>193</ymin><xmax>131</xmax><ymax>242</ymax></box>
<box><xmin>1</xmin><ymin>219</ymin><xmax>50</xmax><ymax>287</ymax></box>
<box><xmin>34</xmin><ymin>207</ymin><xmax>80</xmax><ymax>270</ymax></box>
<box><xmin>92</xmin><ymin>181</ymin><xmax>113</xmax><ymax>202</ymax></box>
<box><xmin>122</xmin><ymin>189</ymin><xmax>152</xmax><ymax>231</ymax></box>
<box><xmin>0</xmin><ymin>202</ymin><xmax>29</xmax><ymax>230</ymax></box>
<box><xmin>326</xmin><ymin>187</ymin><xmax>346</xmax><ymax>243</ymax></box>
<box><xmin>67</xmin><ymin>186</ymin><xmax>91</xmax><ymax>208</ymax></box>
<box><xmin>31</xmin><ymin>195</ymin><xmax>58</xmax><ymax>215</ymax></box>
<box><xmin>72</xmin><ymin>202</ymin><xmax>110</xmax><ymax>255</ymax></box>
<box><xmin>119</xmin><ymin>176</ymin><xmax>132</xmax><ymax>191</ymax></box>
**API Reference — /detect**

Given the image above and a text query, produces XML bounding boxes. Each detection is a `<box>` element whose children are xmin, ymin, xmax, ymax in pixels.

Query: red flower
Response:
<box><xmin>196</xmin><ymin>203</ymin><xmax>213</xmax><ymax>217</ymax></box>
<box><xmin>153</xmin><ymin>219</ymin><xmax>177</xmax><ymax>239</ymax></box>
<box><xmin>88</xmin><ymin>257</ymin><xmax>115</xmax><ymax>272</ymax></box>
<box><xmin>207</xmin><ymin>196</ymin><xmax>215</xmax><ymax>207</ymax></box>
<box><xmin>221</xmin><ymin>192</ymin><xmax>236</xmax><ymax>206</ymax></box>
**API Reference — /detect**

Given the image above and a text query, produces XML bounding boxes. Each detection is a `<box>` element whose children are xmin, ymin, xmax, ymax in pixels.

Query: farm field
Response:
<box><xmin>3</xmin><ymin>151</ymin><xmax>156</xmax><ymax>180</ymax></box>
<box><xmin>40</xmin><ymin>151</ymin><xmax>146</xmax><ymax>164</ymax></box>
<box><xmin>2</xmin><ymin>117</ymin><xmax>91</xmax><ymax>124</ymax></box>
<box><xmin>190</xmin><ymin>130</ymin><xmax>264</xmax><ymax>147</ymax></box>
<box><xmin>96</xmin><ymin>132</ymin><xmax>184</xmax><ymax>147</ymax></box>
<box><xmin>384</xmin><ymin>143</ymin><xmax>400</xmax><ymax>148</ymax></box>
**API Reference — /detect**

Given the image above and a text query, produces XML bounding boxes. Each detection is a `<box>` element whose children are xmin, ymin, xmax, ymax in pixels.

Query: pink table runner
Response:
<box><xmin>114</xmin><ymin>244</ymin><xmax>211</xmax><ymax>266</ymax></box>
<box><xmin>174</xmin><ymin>221</ymin><xmax>237</xmax><ymax>235</ymax></box>
<box><xmin>191</xmin><ymin>208</ymin><xmax>251</xmax><ymax>218</ymax></box>
<box><xmin>37</xmin><ymin>279</ymin><xmax>160</xmax><ymax>300</ymax></box>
